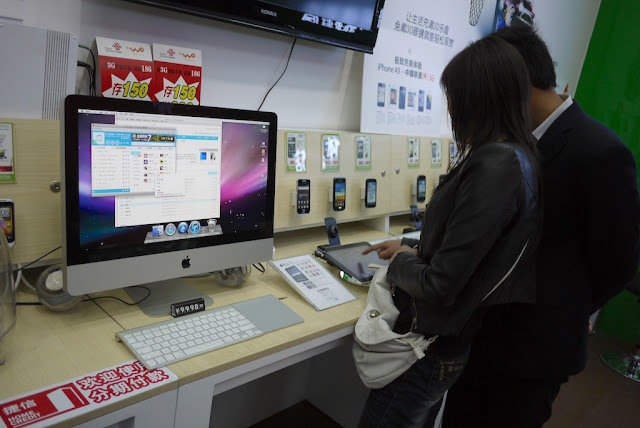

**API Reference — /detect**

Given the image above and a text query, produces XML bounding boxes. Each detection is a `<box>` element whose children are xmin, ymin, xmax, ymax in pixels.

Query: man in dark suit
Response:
<box><xmin>442</xmin><ymin>26</ymin><xmax>640</xmax><ymax>427</ymax></box>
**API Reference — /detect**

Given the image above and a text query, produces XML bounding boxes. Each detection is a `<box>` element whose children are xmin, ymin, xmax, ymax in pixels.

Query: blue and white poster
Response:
<box><xmin>362</xmin><ymin>0</ymin><xmax>600</xmax><ymax>137</ymax></box>
<box><xmin>361</xmin><ymin>0</ymin><xmax>496</xmax><ymax>136</ymax></box>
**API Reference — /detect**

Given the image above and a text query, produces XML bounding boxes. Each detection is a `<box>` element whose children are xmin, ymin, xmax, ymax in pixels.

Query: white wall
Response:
<box><xmin>533</xmin><ymin>0</ymin><xmax>601</xmax><ymax>94</ymax></box>
<box><xmin>1</xmin><ymin>0</ymin><xmax>601</xmax><ymax>132</ymax></box>
<box><xmin>4</xmin><ymin>0</ymin><xmax>364</xmax><ymax>131</ymax></box>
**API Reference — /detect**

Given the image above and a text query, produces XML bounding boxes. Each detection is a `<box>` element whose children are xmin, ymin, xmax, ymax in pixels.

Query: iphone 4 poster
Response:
<box><xmin>431</xmin><ymin>139</ymin><xmax>442</xmax><ymax>168</ymax></box>
<box><xmin>407</xmin><ymin>137</ymin><xmax>420</xmax><ymax>168</ymax></box>
<box><xmin>152</xmin><ymin>44</ymin><xmax>202</xmax><ymax>105</ymax></box>
<box><xmin>322</xmin><ymin>134</ymin><xmax>340</xmax><ymax>171</ymax></box>
<box><xmin>355</xmin><ymin>136</ymin><xmax>372</xmax><ymax>170</ymax></box>
<box><xmin>286</xmin><ymin>133</ymin><xmax>306</xmax><ymax>172</ymax></box>
<box><xmin>94</xmin><ymin>37</ymin><xmax>153</xmax><ymax>100</ymax></box>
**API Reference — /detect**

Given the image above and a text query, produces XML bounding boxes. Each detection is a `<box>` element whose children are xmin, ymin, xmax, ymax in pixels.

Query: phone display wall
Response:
<box><xmin>1</xmin><ymin>120</ymin><xmax>451</xmax><ymax>264</ymax></box>
<box><xmin>275</xmin><ymin>130</ymin><xmax>451</xmax><ymax>232</ymax></box>
<box><xmin>390</xmin><ymin>135</ymin><xmax>446</xmax><ymax>212</ymax></box>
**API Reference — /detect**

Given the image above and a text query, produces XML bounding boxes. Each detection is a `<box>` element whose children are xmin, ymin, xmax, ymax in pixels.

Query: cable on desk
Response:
<box><xmin>17</xmin><ymin>286</ymin><xmax>151</xmax><ymax>307</ymax></box>
<box><xmin>252</xmin><ymin>263</ymin><xmax>265</xmax><ymax>274</ymax></box>
<box><xmin>83</xmin><ymin>285</ymin><xmax>151</xmax><ymax>306</ymax></box>
<box><xmin>14</xmin><ymin>263</ymin><xmax>37</xmax><ymax>292</ymax></box>
<box><xmin>16</xmin><ymin>246</ymin><xmax>62</xmax><ymax>272</ymax></box>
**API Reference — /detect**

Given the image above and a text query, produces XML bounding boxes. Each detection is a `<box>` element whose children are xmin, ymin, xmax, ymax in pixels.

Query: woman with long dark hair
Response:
<box><xmin>358</xmin><ymin>35</ymin><xmax>542</xmax><ymax>426</ymax></box>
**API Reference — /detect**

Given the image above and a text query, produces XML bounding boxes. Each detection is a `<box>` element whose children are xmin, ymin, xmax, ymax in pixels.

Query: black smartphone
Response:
<box><xmin>333</xmin><ymin>177</ymin><xmax>346</xmax><ymax>211</ymax></box>
<box><xmin>417</xmin><ymin>175</ymin><xmax>426</xmax><ymax>203</ymax></box>
<box><xmin>296</xmin><ymin>179</ymin><xmax>310</xmax><ymax>214</ymax></box>
<box><xmin>0</xmin><ymin>199</ymin><xmax>15</xmax><ymax>247</ymax></box>
<box><xmin>365</xmin><ymin>178</ymin><xmax>377</xmax><ymax>208</ymax></box>
<box><xmin>399</xmin><ymin>86</ymin><xmax>406</xmax><ymax>109</ymax></box>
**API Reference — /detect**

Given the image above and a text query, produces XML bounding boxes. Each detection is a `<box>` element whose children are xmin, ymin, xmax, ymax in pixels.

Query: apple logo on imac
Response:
<box><xmin>182</xmin><ymin>256</ymin><xmax>191</xmax><ymax>269</ymax></box>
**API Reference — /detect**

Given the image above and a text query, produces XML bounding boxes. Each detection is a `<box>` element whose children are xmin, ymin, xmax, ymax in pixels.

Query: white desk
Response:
<box><xmin>2</xmin><ymin>223</ymin><xmax>385</xmax><ymax>427</ymax></box>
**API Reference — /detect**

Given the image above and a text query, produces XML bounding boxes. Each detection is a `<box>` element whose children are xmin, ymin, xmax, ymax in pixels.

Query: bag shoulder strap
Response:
<box><xmin>400</xmin><ymin>335</ymin><xmax>438</xmax><ymax>359</ymax></box>
<box><xmin>481</xmin><ymin>239</ymin><xmax>529</xmax><ymax>302</ymax></box>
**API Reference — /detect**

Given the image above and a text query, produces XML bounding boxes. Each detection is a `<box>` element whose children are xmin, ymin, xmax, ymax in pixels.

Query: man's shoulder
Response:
<box><xmin>550</xmin><ymin>101</ymin><xmax>627</xmax><ymax>157</ymax></box>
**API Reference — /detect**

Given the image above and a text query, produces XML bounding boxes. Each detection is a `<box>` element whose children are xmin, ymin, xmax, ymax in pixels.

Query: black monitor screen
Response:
<box><xmin>123</xmin><ymin>0</ymin><xmax>386</xmax><ymax>53</ymax></box>
<box><xmin>265</xmin><ymin>0</ymin><xmax>378</xmax><ymax>29</ymax></box>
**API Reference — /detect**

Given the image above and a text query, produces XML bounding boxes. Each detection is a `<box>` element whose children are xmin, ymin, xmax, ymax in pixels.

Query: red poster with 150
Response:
<box><xmin>94</xmin><ymin>37</ymin><xmax>153</xmax><ymax>101</ymax></box>
<box><xmin>152</xmin><ymin>44</ymin><xmax>202</xmax><ymax>105</ymax></box>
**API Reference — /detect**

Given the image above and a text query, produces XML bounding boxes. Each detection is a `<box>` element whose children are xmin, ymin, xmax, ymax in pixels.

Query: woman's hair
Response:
<box><xmin>440</xmin><ymin>36</ymin><xmax>536</xmax><ymax>159</ymax></box>
<box><xmin>440</xmin><ymin>35</ymin><xmax>543</xmax><ymax>245</ymax></box>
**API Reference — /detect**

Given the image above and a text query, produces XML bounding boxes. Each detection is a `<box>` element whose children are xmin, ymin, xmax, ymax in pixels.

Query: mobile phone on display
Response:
<box><xmin>0</xmin><ymin>199</ymin><xmax>15</xmax><ymax>247</ymax></box>
<box><xmin>417</xmin><ymin>175</ymin><xmax>426</xmax><ymax>203</ymax></box>
<box><xmin>333</xmin><ymin>177</ymin><xmax>346</xmax><ymax>211</ymax></box>
<box><xmin>418</xmin><ymin>90</ymin><xmax>425</xmax><ymax>112</ymax></box>
<box><xmin>426</xmin><ymin>93</ymin><xmax>432</xmax><ymax>110</ymax></box>
<box><xmin>297</xmin><ymin>179</ymin><xmax>310</xmax><ymax>214</ymax></box>
<box><xmin>357</xmin><ymin>140</ymin><xmax>364</xmax><ymax>159</ymax></box>
<box><xmin>399</xmin><ymin>86</ymin><xmax>406</xmax><ymax>110</ymax></box>
<box><xmin>365</xmin><ymin>179</ymin><xmax>377</xmax><ymax>208</ymax></box>
<box><xmin>377</xmin><ymin>83</ymin><xmax>385</xmax><ymax>107</ymax></box>
<box><xmin>389</xmin><ymin>86</ymin><xmax>398</xmax><ymax>107</ymax></box>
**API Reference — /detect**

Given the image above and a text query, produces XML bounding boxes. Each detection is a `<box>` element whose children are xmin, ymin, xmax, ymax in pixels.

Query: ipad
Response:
<box><xmin>323</xmin><ymin>242</ymin><xmax>389</xmax><ymax>283</ymax></box>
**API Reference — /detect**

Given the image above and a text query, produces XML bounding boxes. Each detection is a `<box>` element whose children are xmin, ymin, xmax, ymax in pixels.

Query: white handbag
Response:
<box><xmin>353</xmin><ymin>241</ymin><xmax>529</xmax><ymax>389</ymax></box>
<box><xmin>352</xmin><ymin>267</ymin><xmax>437</xmax><ymax>389</ymax></box>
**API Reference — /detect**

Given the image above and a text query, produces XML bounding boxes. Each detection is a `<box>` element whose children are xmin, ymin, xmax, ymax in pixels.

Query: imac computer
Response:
<box><xmin>61</xmin><ymin>95</ymin><xmax>277</xmax><ymax>310</ymax></box>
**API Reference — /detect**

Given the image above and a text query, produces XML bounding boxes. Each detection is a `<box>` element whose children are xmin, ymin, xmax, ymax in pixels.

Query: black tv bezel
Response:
<box><xmin>64</xmin><ymin>95</ymin><xmax>278</xmax><ymax>266</ymax></box>
<box><xmin>123</xmin><ymin>0</ymin><xmax>385</xmax><ymax>53</ymax></box>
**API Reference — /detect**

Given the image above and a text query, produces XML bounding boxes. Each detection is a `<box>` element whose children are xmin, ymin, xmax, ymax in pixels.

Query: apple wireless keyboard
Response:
<box><xmin>116</xmin><ymin>294</ymin><xmax>304</xmax><ymax>369</ymax></box>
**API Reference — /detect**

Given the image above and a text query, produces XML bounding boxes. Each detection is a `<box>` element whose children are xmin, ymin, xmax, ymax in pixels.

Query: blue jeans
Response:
<box><xmin>358</xmin><ymin>348</ymin><xmax>468</xmax><ymax>428</ymax></box>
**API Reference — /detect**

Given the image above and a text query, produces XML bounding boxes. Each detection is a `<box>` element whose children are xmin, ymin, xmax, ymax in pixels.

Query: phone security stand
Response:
<box><xmin>324</xmin><ymin>217</ymin><xmax>341</xmax><ymax>246</ymax></box>
<box><xmin>410</xmin><ymin>205</ymin><xmax>422</xmax><ymax>230</ymax></box>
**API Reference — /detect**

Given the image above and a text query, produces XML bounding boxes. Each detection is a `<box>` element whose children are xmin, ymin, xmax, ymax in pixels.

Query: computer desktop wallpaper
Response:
<box><xmin>74</xmin><ymin>113</ymin><xmax>271</xmax><ymax>257</ymax></box>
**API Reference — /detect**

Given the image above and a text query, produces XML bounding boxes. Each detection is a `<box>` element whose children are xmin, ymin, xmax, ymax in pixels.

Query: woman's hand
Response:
<box><xmin>362</xmin><ymin>239</ymin><xmax>403</xmax><ymax>260</ymax></box>
<box><xmin>390</xmin><ymin>245</ymin><xmax>418</xmax><ymax>263</ymax></box>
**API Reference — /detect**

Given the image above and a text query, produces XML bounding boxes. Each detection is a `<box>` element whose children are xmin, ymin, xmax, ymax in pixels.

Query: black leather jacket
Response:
<box><xmin>388</xmin><ymin>142</ymin><xmax>540</xmax><ymax>348</ymax></box>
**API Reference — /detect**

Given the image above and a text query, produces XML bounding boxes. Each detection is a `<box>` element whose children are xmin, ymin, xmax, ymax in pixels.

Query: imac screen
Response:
<box><xmin>64</xmin><ymin>96</ymin><xmax>276</xmax><ymax>267</ymax></box>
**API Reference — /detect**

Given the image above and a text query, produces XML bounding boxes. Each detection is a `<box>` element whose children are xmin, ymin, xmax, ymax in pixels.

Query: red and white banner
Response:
<box><xmin>0</xmin><ymin>361</ymin><xmax>176</xmax><ymax>428</ymax></box>
<box><xmin>152</xmin><ymin>44</ymin><xmax>202</xmax><ymax>105</ymax></box>
<box><xmin>95</xmin><ymin>37</ymin><xmax>153</xmax><ymax>101</ymax></box>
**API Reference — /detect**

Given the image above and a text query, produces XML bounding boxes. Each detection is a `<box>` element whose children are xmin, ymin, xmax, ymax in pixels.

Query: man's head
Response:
<box><xmin>440</xmin><ymin>36</ymin><xmax>533</xmax><ymax>152</ymax></box>
<box><xmin>491</xmin><ymin>25</ymin><xmax>556</xmax><ymax>90</ymax></box>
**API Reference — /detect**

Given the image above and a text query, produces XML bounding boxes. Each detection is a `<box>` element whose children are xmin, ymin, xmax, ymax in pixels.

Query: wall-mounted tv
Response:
<box><xmin>124</xmin><ymin>0</ymin><xmax>386</xmax><ymax>53</ymax></box>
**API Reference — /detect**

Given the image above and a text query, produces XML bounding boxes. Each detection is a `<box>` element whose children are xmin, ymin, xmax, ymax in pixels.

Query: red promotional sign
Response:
<box><xmin>0</xmin><ymin>361</ymin><xmax>176</xmax><ymax>428</ymax></box>
<box><xmin>95</xmin><ymin>37</ymin><xmax>154</xmax><ymax>101</ymax></box>
<box><xmin>0</xmin><ymin>385</ymin><xmax>88</xmax><ymax>428</ymax></box>
<box><xmin>152</xmin><ymin>44</ymin><xmax>202</xmax><ymax>105</ymax></box>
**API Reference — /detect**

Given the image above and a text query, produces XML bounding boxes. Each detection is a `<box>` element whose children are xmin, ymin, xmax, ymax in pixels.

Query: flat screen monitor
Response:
<box><xmin>123</xmin><ymin>0</ymin><xmax>386</xmax><ymax>53</ymax></box>
<box><xmin>62</xmin><ymin>95</ymin><xmax>277</xmax><ymax>297</ymax></box>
